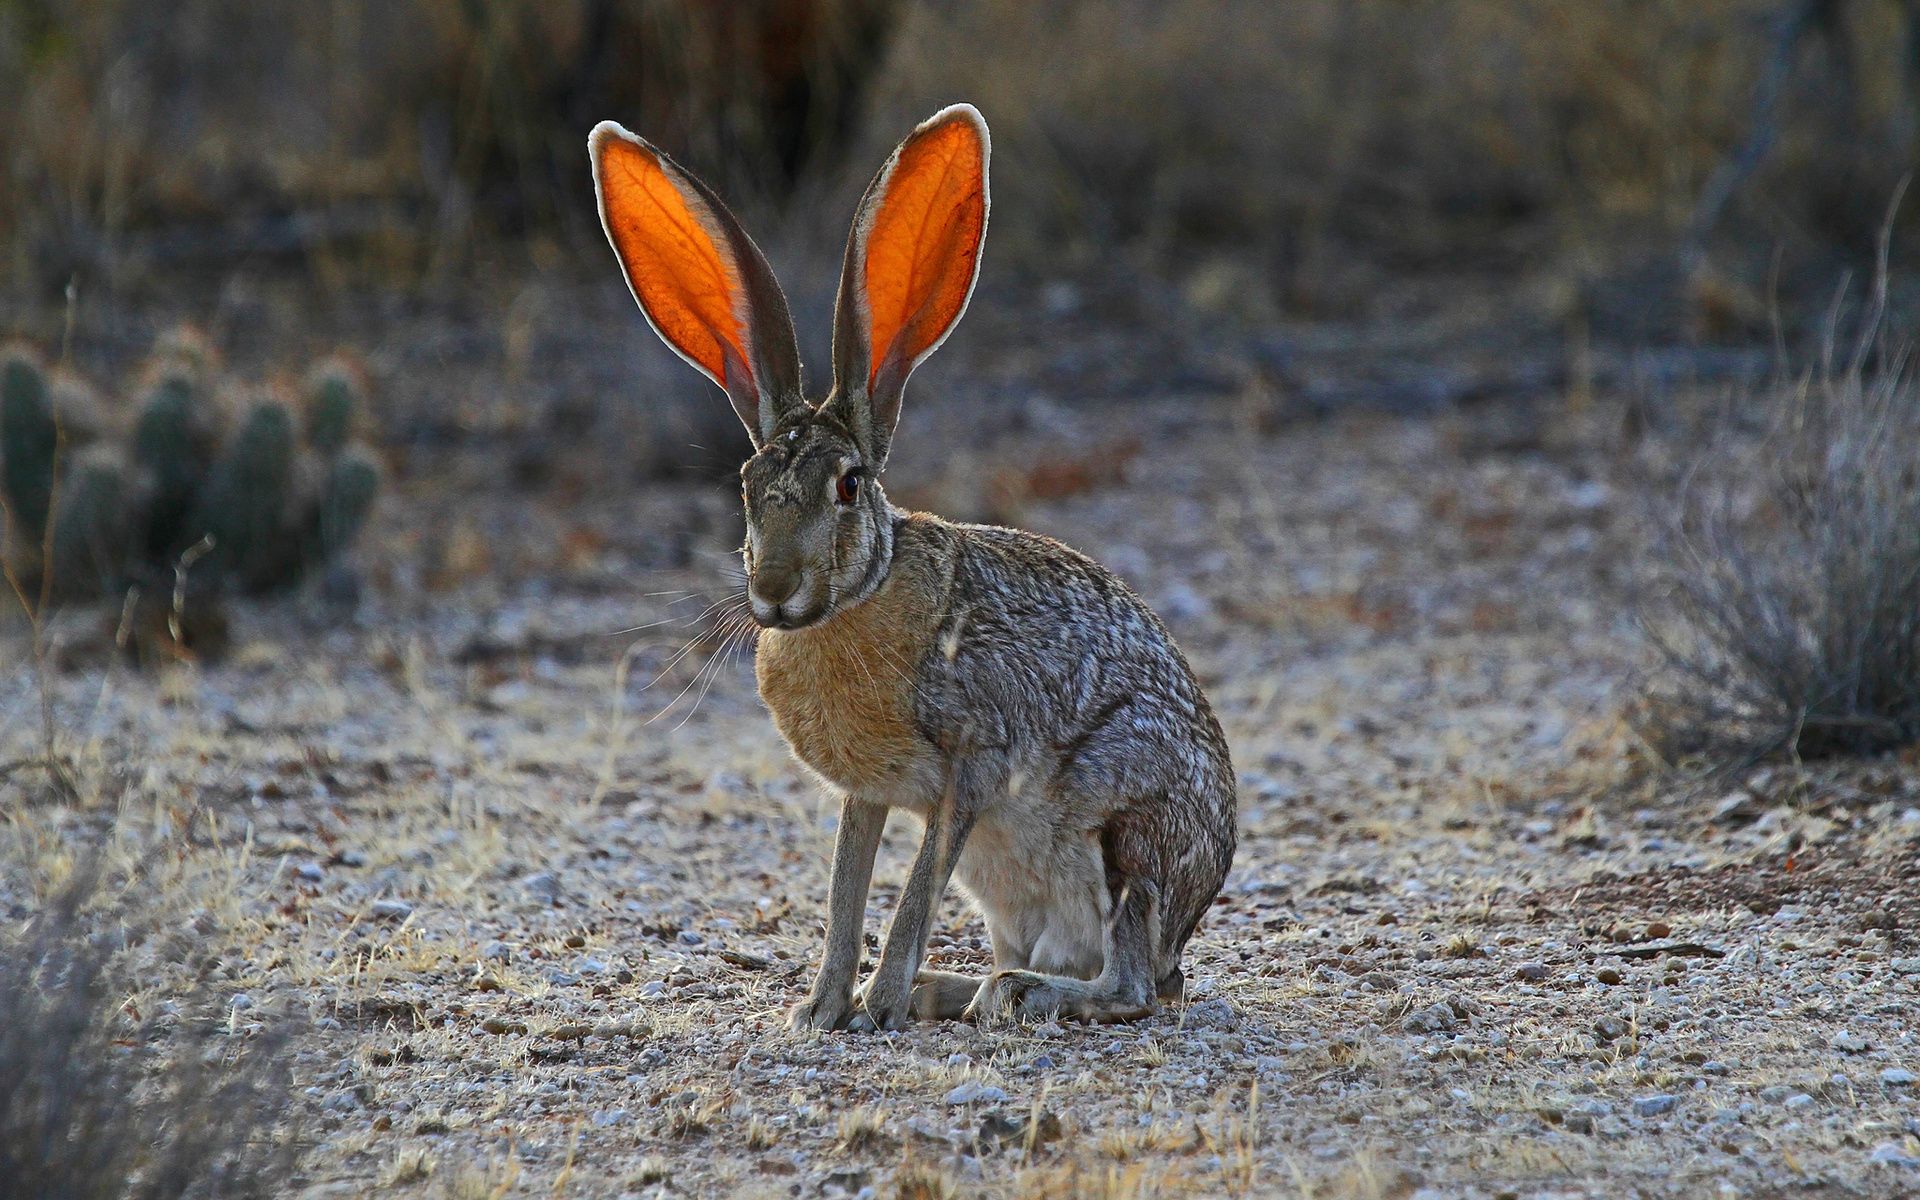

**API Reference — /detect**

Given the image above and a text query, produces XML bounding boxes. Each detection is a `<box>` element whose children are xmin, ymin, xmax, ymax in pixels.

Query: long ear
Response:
<box><xmin>825</xmin><ymin>104</ymin><xmax>989</xmax><ymax>465</ymax></box>
<box><xmin>590</xmin><ymin>122</ymin><xmax>804</xmax><ymax>447</ymax></box>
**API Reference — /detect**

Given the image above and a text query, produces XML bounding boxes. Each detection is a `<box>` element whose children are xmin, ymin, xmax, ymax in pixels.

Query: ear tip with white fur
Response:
<box><xmin>918</xmin><ymin>103</ymin><xmax>989</xmax><ymax>144</ymax></box>
<box><xmin>587</xmin><ymin>120</ymin><xmax>648</xmax><ymax>162</ymax></box>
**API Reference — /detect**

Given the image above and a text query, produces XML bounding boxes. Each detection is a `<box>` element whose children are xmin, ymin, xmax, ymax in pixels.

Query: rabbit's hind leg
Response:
<box><xmin>972</xmin><ymin>877</ymin><xmax>1163</xmax><ymax>1024</ymax></box>
<box><xmin>910</xmin><ymin>970</ymin><xmax>983</xmax><ymax>1020</ymax></box>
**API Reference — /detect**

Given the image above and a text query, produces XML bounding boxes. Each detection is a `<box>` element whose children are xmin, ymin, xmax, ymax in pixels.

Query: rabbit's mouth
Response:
<box><xmin>749</xmin><ymin>573</ymin><xmax>831</xmax><ymax>630</ymax></box>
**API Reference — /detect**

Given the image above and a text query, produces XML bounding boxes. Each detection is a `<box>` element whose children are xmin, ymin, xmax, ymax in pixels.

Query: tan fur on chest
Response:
<box><xmin>755</xmin><ymin>531</ymin><xmax>948</xmax><ymax>791</ymax></box>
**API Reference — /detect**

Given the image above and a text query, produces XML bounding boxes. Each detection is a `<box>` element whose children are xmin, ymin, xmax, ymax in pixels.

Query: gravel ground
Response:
<box><xmin>5</xmin><ymin>389</ymin><xmax>1920</xmax><ymax>1199</ymax></box>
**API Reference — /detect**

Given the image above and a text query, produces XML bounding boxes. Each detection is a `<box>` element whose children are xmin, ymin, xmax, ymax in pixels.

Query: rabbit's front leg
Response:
<box><xmin>788</xmin><ymin>798</ymin><xmax>887</xmax><ymax>1031</ymax></box>
<box><xmin>850</xmin><ymin>792</ymin><xmax>976</xmax><ymax>1031</ymax></box>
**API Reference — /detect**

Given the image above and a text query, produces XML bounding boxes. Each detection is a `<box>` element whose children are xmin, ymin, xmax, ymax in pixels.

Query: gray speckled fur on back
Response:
<box><xmin>920</xmin><ymin>519</ymin><xmax>1237</xmax><ymax>969</ymax></box>
<box><xmin>590</xmin><ymin>102</ymin><xmax>1237</xmax><ymax>1030</ymax></box>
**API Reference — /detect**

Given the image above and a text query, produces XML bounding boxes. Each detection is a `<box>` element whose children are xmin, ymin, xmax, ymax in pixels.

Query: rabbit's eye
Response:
<box><xmin>835</xmin><ymin>471</ymin><xmax>862</xmax><ymax>505</ymax></box>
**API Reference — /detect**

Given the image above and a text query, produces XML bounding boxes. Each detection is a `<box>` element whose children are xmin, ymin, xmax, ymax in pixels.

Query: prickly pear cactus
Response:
<box><xmin>1</xmin><ymin>350</ymin><xmax>58</xmax><ymax>543</ymax></box>
<box><xmin>193</xmin><ymin>400</ymin><xmax>297</xmax><ymax>590</ymax></box>
<box><xmin>2</xmin><ymin>332</ymin><xmax>382</xmax><ymax>616</ymax></box>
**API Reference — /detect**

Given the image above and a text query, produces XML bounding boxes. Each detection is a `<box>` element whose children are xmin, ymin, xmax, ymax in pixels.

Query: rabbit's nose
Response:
<box><xmin>752</xmin><ymin>565</ymin><xmax>802</xmax><ymax>608</ymax></box>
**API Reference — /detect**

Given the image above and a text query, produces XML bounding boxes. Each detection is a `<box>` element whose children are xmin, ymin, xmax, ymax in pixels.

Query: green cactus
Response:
<box><xmin>313</xmin><ymin>448</ymin><xmax>380</xmax><ymax>561</ymax></box>
<box><xmin>132</xmin><ymin>373</ymin><xmax>220</xmax><ymax>561</ymax></box>
<box><xmin>48</xmin><ymin>448</ymin><xmax>132</xmax><ymax>599</ymax></box>
<box><xmin>193</xmin><ymin>401</ymin><xmax>296</xmax><ymax>590</ymax></box>
<box><xmin>1</xmin><ymin>353</ymin><xmax>58</xmax><ymax>542</ymax></box>
<box><xmin>307</xmin><ymin>369</ymin><xmax>358</xmax><ymax>455</ymax></box>
<box><xmin>4</xmin><ymin>340</ymin><xmax>380</xmax><ymax>622</ymax></box>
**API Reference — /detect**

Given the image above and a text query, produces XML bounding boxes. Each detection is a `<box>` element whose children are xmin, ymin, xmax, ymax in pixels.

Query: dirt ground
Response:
<box><xmin>5</xmin><ymin>382</ymin><xmax>1920</xmax><ymax>1200</ymax></box>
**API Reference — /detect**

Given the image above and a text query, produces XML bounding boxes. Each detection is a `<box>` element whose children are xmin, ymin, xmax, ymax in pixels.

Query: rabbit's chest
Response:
<box><xmin>756</xmin><ymin>580</ymin><xmax>938</xmax><ymax>792</ymax></box>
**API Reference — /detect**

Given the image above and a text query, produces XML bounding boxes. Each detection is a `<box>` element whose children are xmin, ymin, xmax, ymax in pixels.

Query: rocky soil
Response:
<box><xmin>4</xmin><ymin>385</ymin><xmax>1920</xmax><ymax>1199</ymax></box>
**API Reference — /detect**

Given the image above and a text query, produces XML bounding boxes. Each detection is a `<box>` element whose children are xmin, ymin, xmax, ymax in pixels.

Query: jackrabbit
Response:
<box><xmin>590</xmin><ymin>104</ymin><xmax>1236</xmax><ymax>1029</ymax></box>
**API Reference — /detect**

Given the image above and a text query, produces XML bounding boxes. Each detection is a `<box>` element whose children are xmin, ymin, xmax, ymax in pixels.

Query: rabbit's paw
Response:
<box><xmin>787</xmin><ymin>993</ymin><xmax>856</xmax><ymax>1032</ymax></box>
<box><xmin>983</xmin><ymin>970</ymin><xmax>1064</xmax><ymax>1021</ymax></box>
<box><xmin>847</xmin><ymin>979</ymin><xmax>913</xmax><ymax>1032</ymax></box>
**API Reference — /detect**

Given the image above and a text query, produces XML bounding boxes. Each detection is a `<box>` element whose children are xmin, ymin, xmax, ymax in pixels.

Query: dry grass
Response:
<box><xmin>1646</xmin><ymin>250</ymin><xmax>1920</xmax><ymax>760</ymax></box>
<box><xmin>0</xmin><ymin>862</ymin><xmax>297</xmax><ymax>1200</ymax></box>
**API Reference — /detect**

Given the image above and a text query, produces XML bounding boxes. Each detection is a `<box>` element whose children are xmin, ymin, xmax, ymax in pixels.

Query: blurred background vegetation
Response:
<box><xmin>7</xmin><ymin>0</ymin><xmax>1919</xmax><ymax>300</ymax></box>
<box><xmin>2</xmin><ymin>0</ymin><xmax>1918</xmax><ymax>463</ymax></box>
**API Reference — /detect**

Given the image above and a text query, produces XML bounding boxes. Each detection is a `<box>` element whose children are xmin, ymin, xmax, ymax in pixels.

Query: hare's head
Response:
<box><xmin>591</xmin><ymin>106</ymin><xmax>989</xmax><ymax>629</ymax></box>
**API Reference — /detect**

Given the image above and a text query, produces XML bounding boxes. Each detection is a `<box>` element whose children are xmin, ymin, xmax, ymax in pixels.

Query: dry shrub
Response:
<box><xmin>1645</xmin><ymin>248</ymin><xmax>1920</xmax><ymax>761</ymax></box>
<box><xmin>0</xmin><ymin>865</ymin><xmax>297</xmax><ymax>1200</ymax></box>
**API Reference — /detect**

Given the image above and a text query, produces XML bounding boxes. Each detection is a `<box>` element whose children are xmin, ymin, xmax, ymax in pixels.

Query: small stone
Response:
<box><xmin>370</xmin><ymin>899</ymin><xmax>413</xmax><ymax>922</ymax></box>
<box><xmin>1832</xmin><ymin>1030</ymin><xmax>1870</xmax><ymax>1053</ymax></box>
<box><xmin>1701</xmin><ymin>1061</ymin><xmax>1731</xmax><ymax>1076</ymax></box>
<box><xmin>1783</xmin><ymin>1093</ymin><xmax>1815</xmax><ymax>1110</ymax></box>
<box><xmin>229</xmin><ymin>993</ymin><xmax>254</xmax><ymax>1011</ymax></box>
<box><xmin>1890</xmin><ymin>958</ymin><xmax>1920</xmax><ymax>975</ymax></box>
<box><xmin>1593</xmin><ymin>1016</ymin><xmax>1629</xmax><ymax>1042</ymax></box>
<box><xmin>577</xmin><ymin>958</ymin><xmax>609</xmax><ymax>975</ymax></box>
<box><xmin>1869</xmin><ymin>1141</ymin><xmax>1920</xmax><ymax>1167</ymax></box>
<box><xmin>1404</xmin><ymin>1004</ymin><xmax>1456</xmax><ymax>1035</ymax></box>
<box><xmin>944</xmin><ymin>1081</ymin><xmax>1008</xmax><ymax>1105</ymax></box>
<box><xmin>1880</xmin><ymin>1068</ymin><xmax>1917</xmax><ymax>1086</ymax></box>
<box><xmin>564</xmin><ymin>934</ymin><xmax>587</xmax><ymax>949</ymax></box>
<box><xmin>481</xmin><ymin>941</ymin><xmax>512</xmax><ymax>963</ymax></box>
<box><xmin>639</xmin><ymin>980</ymin><xmax>668</xmax><ymax>998</ymax></box>
<box><xmin>1514</xmin><ymin>962</ymin><xmax>1547</xmax><ymax>980</ymax></box>
<box><xmin>1595</xmin><ymin>968</ymin><xmax>1622</xmax><ymax>986</ymax></box>
<box><xmin>1645</xmin><ymin>921</ymin><xmax>1672</xmax><ymax>939</ymax></box>
<box><xmin>321</xmin><ymin>1090</ymin><xmax>362</xmax><ymax>1113</ymax></box>
<box><xmin>330</xmin><ymin>850</ymin><xmax>367</xmax><ymax>868</ymax></box>
<box><xmin>1030</xmin><ymin>1021</ymin><xmax>1065</xmax><ymax>1038</ymax></box>
<box><xmin>1031</xmin><ymin>1054</ymin><xmax>1054</xmax><ymax>1070</ymax></box>
<box><xmin>296</xmin><ymin>862</ymin><xmax>325</xmax><ymax>883</ymax></box>
<box><xmin>675</xmin><ymin>930</ymin><xmax>704</xmax><ymax>946</ymax></box>
<box><xmin>590</xmin><ymin>1109</ymin><xmax>629</xmax><ymax>1127</ymax></box>
<box><xmin>520</xmin><ymin>872</ymin><xmax>563</xmax><ymax>904</ymax></box>
<box><xmin>1632</xmin><ymin>1094</ymin><xmax>1679</xmax><ymax>1117</ymax></box>
<box><xmin>1181</xmin><ymin>998</ymin><xmax>1239</xmax><ymax>1032</ymax></box>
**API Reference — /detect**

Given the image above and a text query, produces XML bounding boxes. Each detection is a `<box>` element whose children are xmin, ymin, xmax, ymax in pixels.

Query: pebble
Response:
<box><xmin>1632</xmin><ymin>1094</ymin><xmax>1678</xmax><ymax>1117</ymax></box>
<box><xmin>481</xmin><ymin>941</ymin><xmax>512</xmax><ymax>962</ymax></box>
<box><xmin>589</xmin><ymin>1109</ymin><xmax>629</xmax><ymax>1127</ymax></box>
<box><xmin>1404</xmin><ymin>1004</ymin><xmax>1455</xmax><ymax>1035</ymax></box>
<box><xmin>1783</xmin><ymin>1093</ymin><xmax>1814</xmax><ymax>1110</ymax></box>
<box><xmin>1832</xmin><ymin>1030</ymin><xmax>1870</xmax><ymax>1053</ymax></box>
<box><xmin>296</xmin><ymin>862</ymin><xmax>326</xmax><ymax>883</ymax></box>
<box><xmin>676</xmin><ymin>931</ymin><xmax>705</xmax><ymax>946</ymax></box>
<box><xmin>1881</xmin><ymin>1069</ymin><xmax>1916</xmax><ymax>1086</ymax></box>
<box><xmin>1595</xmin><ymin>968</ymin><xmax>1622</xmax><ymax>986</ymax></box>
<box><xmin>1891</xmin><ymin>959</ymin><xmax>1920</xmax><ymax>975</ymax></box>
<box><xmin>1870</xmin><ymin>1141</ymin><xmax>1920</xmax><ymax>1167</ymax></box>
<box><xmin>1514</xmin><ymin>962</ymin><xmax>1547</xmax><ymax>981</ymax></box>
<box><xmin>229</xmin><ymin>994</ymin><xmax>254</xmax><ymax>1011</ymax></box>
<box><xmin>639</xmin><ymin>980</ymin><xmax>668</xmax><ymax>998</ymax></box>
<box><xmin>944</xmin><ymin>1081</ymin><xmax>1008</xmax><ymax>1105</ymax></box>
<box><xmin>370</xmin><ymin>900</ymin><xmax>414</xmax><ymax>921</ymax></box>
<box><xmin>520</xmin><ymin>872</ymin><xmax>563</xmax><ymax>904</ymax></box>
<box><xmin>577</xmin><ymin>958</ymin><xmax>609</xmax><ymax>975</ymax></box>
<box><xmin>1030</xmin><ymin>1021</ymin><xmax>1065</xmax><ymax>1038</ymax></box>
<box><xmin>1180</xmin><ymin>998</ymin><xmax>1239</xmax><ymax>1032</ymax></box>
<box><xmin>1645</xmin><ymin>921</ymin><xmax>1672</xmax><ymax>939</ymax></box>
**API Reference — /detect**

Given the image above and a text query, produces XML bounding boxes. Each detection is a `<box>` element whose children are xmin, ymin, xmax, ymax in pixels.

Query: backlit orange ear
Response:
<box><xmin>830</xmin><ymin>106</ymin><xmax>989</xmax><ymax>459</ymax></box>
<box><xmin>860</xmin><ymin>107</ymin><xmax>989</xmax><ymax>391</ymax></box>
<box><xmin>590</xmin><ymin>122</ymin><xmax>800</xmax><ymax>444</ymax></box>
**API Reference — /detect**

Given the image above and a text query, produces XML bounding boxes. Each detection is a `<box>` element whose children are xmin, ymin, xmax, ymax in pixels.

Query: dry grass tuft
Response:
<box><xmin>1645</xmin><ymin>242</ymin><xmax>1920</xmax><ymax>761</ymax></box>
<box><xmin>0</xmin><ymin>863</ymin><xmax>297</xmax><ymax>1200</ymax></box>
<box><xmin>835</xmin><ymin>1104</ymin><xmax>894</xmax><ymax>1153</ymax></box>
